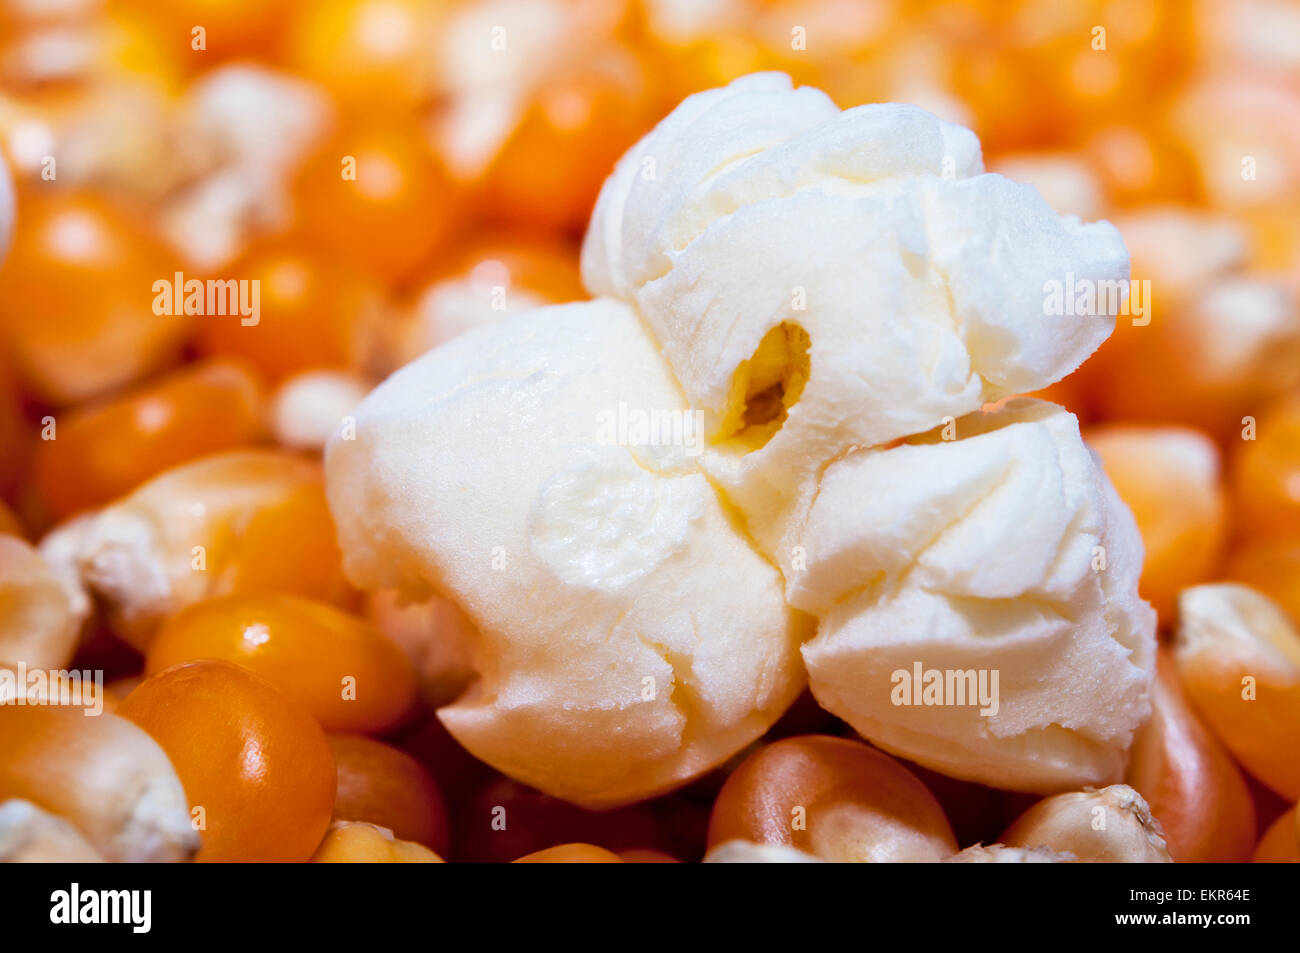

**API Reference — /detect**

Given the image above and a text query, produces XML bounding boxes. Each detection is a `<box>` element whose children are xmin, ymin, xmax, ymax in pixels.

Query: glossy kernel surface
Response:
<box><xmin>146</xmin><ymin>593</ymin><xmax>416</xmax><ymax>734</ymax></box>
<box><xmin>118</xmin><ymin>658</ymin><xmax>336</xmax><ymax>863</ymax></box>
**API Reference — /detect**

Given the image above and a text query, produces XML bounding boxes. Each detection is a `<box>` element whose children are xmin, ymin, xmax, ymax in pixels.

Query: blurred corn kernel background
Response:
<box><xmin>0</xmin><ymin>0</ymin><xmax>1298</xmax><ymax>864</ymax></box>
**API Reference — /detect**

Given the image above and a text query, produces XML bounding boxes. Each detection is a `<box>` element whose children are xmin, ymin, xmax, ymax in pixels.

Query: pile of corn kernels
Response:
<box><xmin>0</xmin><ymin>0</ymin><xmax>1298</xmax><ymax>864</ymax></box>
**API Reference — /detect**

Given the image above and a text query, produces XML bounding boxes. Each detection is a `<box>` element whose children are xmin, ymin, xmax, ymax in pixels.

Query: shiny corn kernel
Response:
<box><xmin>284</xmin><ymin>0</ymin><xmax>443</xmax><ymax>111</ymax></box>
<box><xmin>296</xmin><ymin>123</ymin><xmax>459</xmax><ymax>285</ymax></box>
<box><xmin>118</xmin><ymin>658</ymin><xmax>336</xmax><ymax>863</ymax></box>
<box><xmin>706</xmin><ymin>735</ymin><xmax>958</xmax><ymax>863</ymax></box>
<box><xmin>0</xmin><ymin>189</ymin><xmax>188</xmax><ymax>405</ymax></box>
<box><xmin>32</xmin><ymin>359</ymin><xmax>266</xmax><ymax>519</ymax></box>
<box><xmin>197</xmin><ymin>236</ymin><xmax>382</xmax><ymax>382</ymax></box>
<box><xmin>483</xmin><ymin>47</ymin><xmax>656</xmax><ymax>232</ymax></box>
<box><xmin>146</xmin><ymin>593</ymin><xmax>417</xmax><ymax>734</ymax></box>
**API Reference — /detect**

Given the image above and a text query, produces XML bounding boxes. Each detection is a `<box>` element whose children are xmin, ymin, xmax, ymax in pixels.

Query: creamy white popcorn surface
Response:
<box><xmin>799</xmin><ymin>400</ymin><xmax>1155</xmax><ymax>792</ymax></box>
<box><xmin>326</xmin><ymin>73</ymin><xmax>1154</xmax><ymax>804</ymax></box>
<box><xmin>583</xmin><ymin>72</ymin><xmax>1130</xmax><ymax>562</ymax></box>
<box><xmin>326</xmin><ymin>298</ymin><xmax>809</xmax><ymax>807</ymax></box>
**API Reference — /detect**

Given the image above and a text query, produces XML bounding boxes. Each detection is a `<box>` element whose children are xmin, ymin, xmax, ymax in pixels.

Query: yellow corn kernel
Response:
<box><xmin>310</xmin><ymin>821</ymin><xmax>444</xmax><ymax>863</ymax></box>
<box><xmin>58</xmin><ymin>449</ymin><xmax>354</xmax><ymax>651</ymax></box>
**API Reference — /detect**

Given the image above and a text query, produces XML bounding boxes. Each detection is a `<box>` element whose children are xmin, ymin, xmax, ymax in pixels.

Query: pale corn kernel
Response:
<box><xmin>0</xmin><ymin>798</ymin><xmax>105</xmax><ymax>862</ymax></box>
<box><xmin>269</xmin><ymin>370</ymin><xmax>370</xmax><ymax>453</ymax></box>
<box><xmin>1174</xmin><ymin>583</ymin><xmax>1300</xmax><ymax>800</ymax></box>
<box><xmin>1001</xmin><ymin>785</ymin><xmax>1173</xmax><ymax>862</ymax></box>
<box><xmin>310</xmin><ymin>821</ymin><xmax>444</xmax><ymax>864</ymax></box>
<box><xmin>703</xmin><ymin>841</ymin><xmax>824</xmax><ymax>864</ymax></box>
<box><xmin>945</xmin><ymin>844</ymin><xmax>1078</xmax><ymax>863</ymax></box>
<box><xmin>0</xmin><ymin>707</ymin><xmax>198</xmax><ymax>862</ymax></box>
<box><xmin>62</xmin><ymin>449</ymin><xmax>352</xmax><ymax>651</ymax></box>
<box><xmin>0</xmin><ymin>533</ymin><xmax>87</xmax><ymax>668</ymax></box>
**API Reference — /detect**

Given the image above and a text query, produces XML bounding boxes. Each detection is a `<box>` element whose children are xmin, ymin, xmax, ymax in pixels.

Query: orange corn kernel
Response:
<box><xmin>33</xmin><ymin>359</ymin><xmax>266</xmax><ymax>519</ymax></box>
<box><xmin>0</xmin><ymin>190</ymin><xmax>188</xmax><ymax>405</ymax></box>
<box><xmin>706</xmin><ymin>735</ymin><xmax>958</xmax><ymax>863</ymax></box>
<box><xmin>65</xmin><ymin>449</ymin><xmax>353</xmax><ymax>650</ymax></box>
<box><xmin>484</xmin><ymin>49</ymin><xmax>656</xmax><ymax>233</ymax></box>
<box><xmin>310</xmin><ymin>821</ymin><xmax>444</xmax><ymax>863</ymax></box>
<box><xmin>328</xmin><ymin>734</ymin><xmax>448</xmax><ymax>853</ymax></box>
<box><xmin>297</xmin><ymin>124</ymin><xmax>459</xmax><ymax>285</ymax></box>
<box><xmin>197</xmin><ymin>237</ymin><xmax>381</xmax><ymax>382</ymax></box>
<box><xmin>512</xmin><ymin>843</ymin><xmax>624</xmax><ymax>864</ymax></box>
<box><xmin>118</xmin><ymin>658</ymin><xmax>336</xmax><ymax>863</ymax></box>
<box><xmin>1225</xmin><ymin>538</ymin><xmax>1300</xmax><ymax>626</ymax></box>
<box><xmin>1231</xmin><ymin>394</ymin><xmax>1300</xmax><ymax>541</ymax></box>
<box><xmin>1252</xmin><ymin>806</ymin><xmax>1299</xmax><ymax>863</ymax></box>
<box><xmin>1085</xmin><ymin>424</ymin><xmax>1227</xmax><ymax>622</ymax></box>
<box><xmin>284</xmin><ymin>0</ymin><xmax>443</xmax><ymax>111</ymax></box>
<box><xmin>0</xmin><ymin>706</ymin><xmax>197</xmax><ymax>862</ymax></box>
<box><xmin>1174</xmin><ymin>584</ymin><xmax>1300</xmax><ymax>800</ymax></box>
<box><xmin>146</xmin><ymin>594</ymin><xmax>416</xmax><ymax>733</ymax></box>
<box><xmin>1126</xmin><ymin>648</ymin><xmax>1256</xmax><ymax>862</ymax></box>
<box><xmin>0</xmin><ymin>534</ymin><xmax>85</xmax><ymax>668</ymax></box>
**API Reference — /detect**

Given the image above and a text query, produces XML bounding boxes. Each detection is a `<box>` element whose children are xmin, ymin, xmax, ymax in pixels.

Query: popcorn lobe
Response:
<box><xmin>326</xmin><ymin>299</ymin><xmax>809</xmax><ymax>807</ymax></box>
<box><xmin>583</xmin><ymin>73</ymin><xmax>1130</xmax><ymax>561</ymax></box>
<box><xmin>798</xmin><ymin>400</ymin><xmax>1156</xmax><ymax>792</ymax></box>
